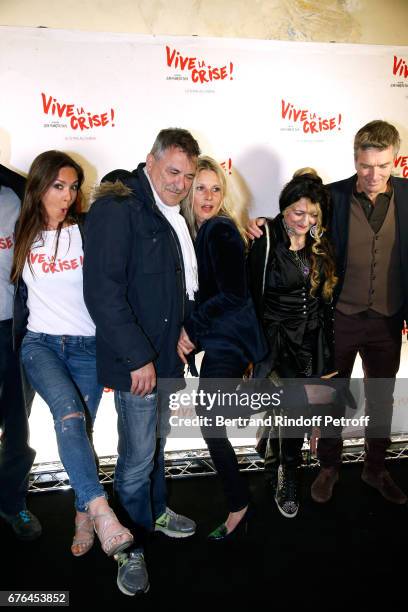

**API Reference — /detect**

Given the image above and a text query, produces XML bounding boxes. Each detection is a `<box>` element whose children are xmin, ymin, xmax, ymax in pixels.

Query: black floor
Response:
<box><xmin>2</xmin><ymin>461</ymin><xmax>408</xmax><ymax>607</ymax></box>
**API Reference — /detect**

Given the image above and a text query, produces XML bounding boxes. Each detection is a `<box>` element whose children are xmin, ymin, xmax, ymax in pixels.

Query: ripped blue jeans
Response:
<box><xmin>21</xmin><ymin>331</ymin><xmax>105</xmax><ymax>511</ymax></box>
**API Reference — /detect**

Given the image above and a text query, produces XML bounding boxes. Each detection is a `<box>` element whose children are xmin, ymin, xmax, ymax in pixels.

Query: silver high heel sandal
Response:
<box><xmin>91</xmin><ymin>509</ymin><xmax>134</xmax><ymax>557</ymax></box>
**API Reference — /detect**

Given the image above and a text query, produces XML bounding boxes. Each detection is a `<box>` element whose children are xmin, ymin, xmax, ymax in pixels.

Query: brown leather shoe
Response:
<box><xmin>311</xmin><ymin>467</ymin><xmax>339</xmax><ymax>503</ymax></box>
<box><xmin>361</xmin><ymin>467</ymin><xmax>407</xmax><ymax>505</ymax></box>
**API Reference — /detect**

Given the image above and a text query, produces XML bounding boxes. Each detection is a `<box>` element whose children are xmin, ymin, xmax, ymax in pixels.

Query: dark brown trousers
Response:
<box><xmin>317</xmin><ymin>309</ymin><xmax>402</xmax><ymax>470</ymax></box>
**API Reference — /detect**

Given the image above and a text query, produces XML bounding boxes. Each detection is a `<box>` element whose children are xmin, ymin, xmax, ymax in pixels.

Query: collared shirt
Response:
<box><xmin>353</xmin><ymin>181</ymin><xmax>393</xmax><ymax>234</ymax></box>
<box><xmin>144</xmin><ymin>168</ymin><xmax>198</xmax><ymax>300</ymax></box>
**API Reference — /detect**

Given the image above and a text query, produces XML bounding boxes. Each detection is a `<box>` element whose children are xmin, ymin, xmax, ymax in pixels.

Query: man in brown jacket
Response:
<box><xmin>311</xmin><ymin>120</ymin><xmax>408</xmax><ymax>505</ymax></box>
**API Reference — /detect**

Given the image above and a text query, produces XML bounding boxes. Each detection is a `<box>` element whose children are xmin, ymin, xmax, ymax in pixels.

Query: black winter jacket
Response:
<box><xmin>83</xmin><ymin>163</ymin><xmax>187</xmax><ymax>391</ymax></box>
<box><xmin>184</xmin><ymin>215</ymin><xmax>267</xmax><ymax>364</ymax></box>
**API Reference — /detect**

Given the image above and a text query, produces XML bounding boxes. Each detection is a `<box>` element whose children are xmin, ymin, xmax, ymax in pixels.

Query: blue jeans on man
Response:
<box><xmin>114</xmin><ymin>390</ymin><xmax>158</xmax><ymax>534</ymax></box>
<box><xmin>113</xmin><ymin>391</ymin><xmax>169</xmax><ymax>537</ymax></box>
<box><xmin>113</xmin><ymin>386</ymin><xmax>195</xmax><ymax>540</ymax></box>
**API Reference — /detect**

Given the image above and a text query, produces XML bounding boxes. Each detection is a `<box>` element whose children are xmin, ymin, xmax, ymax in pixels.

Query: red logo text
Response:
<box><xmin>0</xmin><ymin>234</ymin><xmax>14</xmax><ymax>250</ymax></box>
<box><xmin>393</xmin><ymin>55</ymin><xmax>408</xmax><ymax>79</ymax></box>
<box><xmin>394</xmin><ymin>155</ymin><xmax>408</xmax><ymax>178</ymax></box>
<box><xmin>281</xmin><ymin>99</ymin><xmax>342</xmax><ymax>134</ymax></box>
<box><xmin>41</xmin><ymin>93</ymin><xmax>115</xmax><ymax>131</ymax></box>
<box><xmin>166</xmin><ymin>46</ymin><xmax>234</xmax><ymax>83</ymax></box>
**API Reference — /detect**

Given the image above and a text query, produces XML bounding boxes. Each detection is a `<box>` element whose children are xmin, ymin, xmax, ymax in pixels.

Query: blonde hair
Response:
<box><xmin>292</xmin><ymin>167</ymin><xmax>318</xmax><ymax>179</ymax></box>
<box><xmin>309</xmin><ymin>207</ymin><xmax>337</xmax><ymax>302</ymax></box>
<box><xmin>182</xmin><ymin>155</ymin><xmax>249</xmax><ymax>246</ymax></box>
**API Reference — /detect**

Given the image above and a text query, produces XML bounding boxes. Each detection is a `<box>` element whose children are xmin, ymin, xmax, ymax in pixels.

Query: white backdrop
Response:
<box><xmin>1</xmin><ymin>27</ymin><xmax>407</xmax><ymax>461</ymax></box>
<box><xmin>1</xmin><ymin>27</ymin><xmax>407</xmax><ymax>211</ymax></box>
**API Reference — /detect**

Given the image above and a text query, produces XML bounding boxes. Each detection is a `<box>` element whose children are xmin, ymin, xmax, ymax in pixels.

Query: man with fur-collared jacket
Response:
<box><xmin>83</xmin><ymin>128</ymin><xmax>200</xmax><ymax>597</ymax></box>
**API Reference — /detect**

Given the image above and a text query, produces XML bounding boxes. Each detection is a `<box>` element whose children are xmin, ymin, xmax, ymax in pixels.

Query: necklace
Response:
<box><xmin>290</xmin><ymin>247</ymin><xmax>310</xmax><ymax>277</ymax></box>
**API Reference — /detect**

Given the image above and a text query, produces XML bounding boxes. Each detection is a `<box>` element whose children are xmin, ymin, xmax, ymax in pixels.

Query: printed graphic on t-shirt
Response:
<box><xmin>29</xmin><ymin>252</ymin><xmax>84</xmax><ymax>274</ymax></box>
<box><xmin>0</xmin><ymin>233</ymin><xmax>14</xmax><ymax>249</ymax></box>
<box><xmin>23</xmin><ymin>225</ymin><xmax>95</xmax><ymax>336</ymax></box>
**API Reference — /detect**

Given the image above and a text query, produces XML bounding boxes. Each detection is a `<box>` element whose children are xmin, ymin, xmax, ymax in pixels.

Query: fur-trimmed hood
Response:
<box><xmin>91</xmin><ymin>180</ymin><xmax>132</xmax><ymax>203</ymax></box>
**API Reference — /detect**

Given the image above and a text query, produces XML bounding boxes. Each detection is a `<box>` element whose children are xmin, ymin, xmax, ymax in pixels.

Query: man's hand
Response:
<box><xmin>246</xmin><ymin>217</ymin><xmax>266</xmax><ymax>240</ymax></box>
<box><xmin>305</xmin><ymin>384</ymin><xmax>335</xmax><ymax>405</ymax></box>
<box><xmin>177</xmin><ymin>327</ymin><xmax>196</xmax><ymax>365</ymax></box>
<box><xmin>130</xmin><ymin>362</ymin><xmax>156</xmax><ymax>396</ymax></box>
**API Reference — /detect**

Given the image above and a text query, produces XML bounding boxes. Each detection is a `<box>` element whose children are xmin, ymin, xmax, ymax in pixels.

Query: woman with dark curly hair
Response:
<box><xmin>248</xmin><ymin>170</ymin><xmax>337</xmax><ymax>518</ymax></box>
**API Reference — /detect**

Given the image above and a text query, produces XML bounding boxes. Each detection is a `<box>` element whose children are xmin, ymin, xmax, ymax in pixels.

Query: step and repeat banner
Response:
<box><xmin>1</xmin><ymin>27</ymin><xmax>407</xmax><ymax>213</ymax></box>
<box><xmin>1</xmin><ymin>26</ymin><xmax>407</xmax><ymax>460</ymax></box>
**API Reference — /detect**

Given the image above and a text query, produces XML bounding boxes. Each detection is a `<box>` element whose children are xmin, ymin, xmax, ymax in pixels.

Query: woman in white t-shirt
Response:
<box><xmin>11</xmin><ymin>150</ymin><xmax>133</xmax><ymax>558</ymax></box>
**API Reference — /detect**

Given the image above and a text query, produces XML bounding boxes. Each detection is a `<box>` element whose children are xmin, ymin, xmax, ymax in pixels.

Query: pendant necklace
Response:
<box><xmin>290</xmin><ymin>247</ymin><xmax>310</xmax><ymax>277</ymax></box>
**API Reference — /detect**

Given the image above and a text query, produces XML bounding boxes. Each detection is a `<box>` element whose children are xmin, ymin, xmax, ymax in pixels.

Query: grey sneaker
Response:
<box><xmin>116</xmin><ymin>549</ymin><xmax>149</xmax><ymax>596</ymax></box>
<box><xmin>0</xmin><ymin>508</ymin><xmax>42</xmax><ymax>541</ymax></box>
<box><xmin>154</xmin><ymin>507</ymin><xmax>196</xmax><ymax>538</ymax></box>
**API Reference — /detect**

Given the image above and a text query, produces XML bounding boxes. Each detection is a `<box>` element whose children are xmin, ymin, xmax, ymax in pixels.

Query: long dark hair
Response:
<box><xmin>279</xmin><ymin>172</ymin><xmax>337</xmax><ymax>300</ymax></box>
<box><xmin>11</xmin><ymin>150</ymin><xmax>84</xmax><ymax>283</ymax></box>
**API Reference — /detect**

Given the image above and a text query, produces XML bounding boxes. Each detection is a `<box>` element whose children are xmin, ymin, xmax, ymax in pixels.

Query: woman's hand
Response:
<box><xmin>177</xmin><ymin>327</ymin><xmax>196</xmax><ymax>364</ymax></box>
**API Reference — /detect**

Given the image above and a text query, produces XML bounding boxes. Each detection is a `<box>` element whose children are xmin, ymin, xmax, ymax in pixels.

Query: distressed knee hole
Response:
<box><xmin>61</xmin><ymin>412</ymin><xmax>84</xmax><ymax>421</ymax></box>
<box><xmin>59</xmin><ymin>412</ymin><xmax>85</xmax><ymax>433</ymax></box>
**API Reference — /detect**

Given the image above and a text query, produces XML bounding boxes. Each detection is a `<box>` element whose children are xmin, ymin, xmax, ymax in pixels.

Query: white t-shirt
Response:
<box><xmin>0</xmin><ymin>185</ymin><xmax>20</xmax><ymax>321</ymax></box>
<box><xmin>22</xmin><ymin>224</ymin><xmax>95</xmax><ymax>336</ymax></box>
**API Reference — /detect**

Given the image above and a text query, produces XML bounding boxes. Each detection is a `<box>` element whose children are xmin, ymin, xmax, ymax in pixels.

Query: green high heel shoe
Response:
<box><xmin>207</xmin><ymin>506</ymin><xmax>252</xmax><ymax>541</ymax></box>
